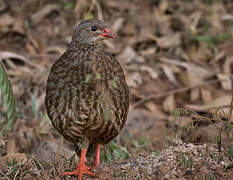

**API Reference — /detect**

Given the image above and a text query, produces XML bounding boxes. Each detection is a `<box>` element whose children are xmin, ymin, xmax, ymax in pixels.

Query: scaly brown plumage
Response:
<box><xmin>45</xmin><ymin>19</ymin><xmax>129</xmax><ymax>179</ymax></box>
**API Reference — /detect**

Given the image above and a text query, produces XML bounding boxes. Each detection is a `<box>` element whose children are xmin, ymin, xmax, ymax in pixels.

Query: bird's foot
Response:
<box><xmin>62</xmin><ymin>164</ymin><xmax>96</xmax><ymax>180</ymax></box>
<box><xmin>91</xmin><ymin>158</ymin><xmax>100</xmax><ymax>172</ymax></box>
<box><xmin>91</xmin><ymin>143</ymin><xmax>101</xmax><ymax>172</ymax></box>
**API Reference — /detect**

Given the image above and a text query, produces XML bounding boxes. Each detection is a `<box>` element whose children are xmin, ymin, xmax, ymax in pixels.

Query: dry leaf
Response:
<box><xmin>140</xmin><ymin>47</ymin><xmax>157</xmax><ymax>57</ymax></box>
<box><xmin>126</xmin><ymin>72</ymin><xmax>142</xmax><ymax>88</ymax></box>
<box><xmin>0</xmin><ymin>14</ymin><xmax>14</xmax><ymax>32</ymax></box>
<box><xmin>159</xmin><ymin>57</ymin><xmax>214</xmax><ymax>79</ymax></box>
<box><xmin>185</xmin><ymin>95</ymin><xmax>232</xmax><ymax>111</ymax></box>
<box><xmin>155</xmin><ymin>33</ymin><xmax>181</xmax><ymax>49</ymax></box>
<box><xmin>223</xmin><ymin>56</ymin><xmax>233</xmax><ymax>75</ymax></box>
<box><xmin>0</xmin><ymin>51</ymin><xmax>38</xmax><ymax>68</ymax></box>
<box><xmin>0</xmin><ymin>0</ymin><xmax>7</xmax><ymax>12</ymax></box>
<box><xmin>188</xmin><ymin>11</ymin><xmax>202</xmax><ymax>34</ymax></box>
<box><xmin>161</xmin><ymin>64</ymin><xmax>180</xmax><ymax>85</ymax></box>
<box><xmin>217</xmin><ymin>73</ymin><xmax>232</xmax><ymax>90</ymax></box>
<box><xmin>118</xmin><ymin>46</ymin><xmax>144</xmax><ymax>64</ymax></box>
<box><xmin>188</xmin><ymin>71</ymin><xmax>202</xmax><ymax>101</ymax></box>
<box><xmin>103</xmin><ymin>39</ymin><xmax>116</xmax><ymax>52</ymax></box>
<box><xmin>144</xmin><ymin>102</ymin><xmax>167</xmax><ymax>119</ymax></box>
<box><xmin>190</xmin><ymin>88</ymin><xmax>200</xmax><ymax>102</ymax></box>
<box><xmin>140</xmin><ymin>65</ymin><xmax>159</xmax><ymax>80</ymax></box>
<box><xmin>12</xmin><ymin>14</ymin><xmax>25</xmax><ymax>34</ymax></box>
<box><xmin>74</xmin><ymin>0</ymin><xmax>87</xmax><ymax>14</ymax></box>
<box><xmin>177</xmin><ymin>70</ymin><xmax>190</xmax><ymax>86</ymax></box>
<box><xmin>46</xmin><ymin>46</ymin><xmax>66</xmax><ymax>55</ymax></box>
<box><xmin>222</xmin><ymin>14</ymin><xmax>233</xmax><ymax>21</ymax></box>
<box><xmin>31</xmin><ymin>4</ymin><xmax>59</xmax><ymax>24</ymax></box>
<box><xmin>201</xmin><ymin>88</ymin><xmax>213</xmax><ymax>104</ymax></box>
<box><xmin>7</xmin><ymin>136</ymin><xmax>16</xmax><ymax>155</ymax></box>
<box><xmin>112</xmin><ymin>17</ymin><xmax>124</xmax><ymax>33</ymax></box>
<box><xmin>163</xmin><ymin>95</ymin><xmax>176</xmax><ymax>113</ymax></box>
<box><xmin>211</xmin><ymin>3</ymin><xmax>224</xmax><ymax>32</ymax></box>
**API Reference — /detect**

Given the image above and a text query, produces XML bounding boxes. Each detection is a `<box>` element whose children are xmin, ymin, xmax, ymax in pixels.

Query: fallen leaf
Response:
<box><xmin>217</xmin><ymin>73</ymin><xmax>232</xmax><ymax>90</ymax></box>
<box><xmin>140</xmin><ymin>65</ymin><xmax>159</xmax><ymax>80</ymax></box>
<box><xmin>6</xmin><ymin>136</ymin><xmax>16</xmax><ymax>155</ymax></box>
<box><xmin>163</xmin><ymin>95</ymin><xmax>176</xmax><ymax>113</ymax></box>
<box><xmin>126</xmin><ymin>72</ymin><xmax>142</xmax><ymax>88</ymax></box>
<box><xmin>155</xmin><ymin>33</ymin><xmax>181</xmax><ymax>49</ymax></box>
<box><xmin>0</xmin><ymin>0</ymin><xmax>7</xmax><ymax>12</ymax></box>
<box><xmin>0</xmin><ymin>51</ymin><xmax>38</xmax><ymax>68</ymax></box>
<box><xmin>188</xmin><ymin>71</ymin><xmax>201</xmax><ymax>102</ymax></box>
<box><xmin>112</xmin><ymin>17</ymin><xmax>124</xmax><ymax>33</ymax></box>
<box><xmin>223</xmin><ymin>56</ymin><xmax>233</xmax><ymax>75</ymax></box>
<box><xmin>144</xmin><ymin>102</ymin><xmax>167</xmax><ymax>119</ymax></box>
<box><xmin>185</xmin><ymin>95</ymin><xmax>232</xmax><ymax>111</ymax></box>
<box><xmin>0</xmin><ymin>14</ymin><xmax>15</xmax><ymax>33</ymax></box>
<box><xmin>12</xmin><ymin>14</ymin><xmax>25</xmax><ymax>34</ymax></box>
<box><xmin>188</xmin><ymin>11</ymin><xmax>202</xmax><ymax>34</ymax></box>
<box><xmin>118</xmin><ymin>46</ymin><xmax>145</xmax><ymax>64</ymax></box>
<box><xmin>201</xmin><ymin>88</ymin><xmax>213</xmax><ymax>104</ymax></box>
<box><xmin>161</xmin><ymin>64</ymin><xmax>180</xmax><ymax>85</ymax></box>
<box><xmin>31</xmin><ymin>4</ymin><xmax>59</xmax><ymax>24</ymax></box>
<box><xmin>159</xmin><ymin>57</ymin><xmax>215</xmax><ymax>79</ymax></box>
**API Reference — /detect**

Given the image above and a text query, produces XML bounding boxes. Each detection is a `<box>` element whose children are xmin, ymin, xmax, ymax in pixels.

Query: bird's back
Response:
<box><xmin>45</xmin><ymin>44</ymin><xmax>129</xmax><ymax>145</ymax></box>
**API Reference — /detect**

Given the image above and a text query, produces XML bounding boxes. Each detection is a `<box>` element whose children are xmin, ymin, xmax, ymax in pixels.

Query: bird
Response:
<box><xmin>45</xmin><ymin>19</ymin><xmax>129</xmax><ymax>180</ymax></box>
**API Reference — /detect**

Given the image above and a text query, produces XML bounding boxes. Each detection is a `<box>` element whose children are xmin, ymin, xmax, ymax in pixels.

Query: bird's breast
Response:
<box><xmin>45</xmin><ymin>49</ymin><xmax>129</xmax><ymax>144</ymax></box>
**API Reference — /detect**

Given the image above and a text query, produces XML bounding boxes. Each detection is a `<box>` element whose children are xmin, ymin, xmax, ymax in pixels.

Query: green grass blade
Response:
<box><xmin>0</xmin><ymin>62</ymin><xmax>16</xmax><ymax>133</ymax></box>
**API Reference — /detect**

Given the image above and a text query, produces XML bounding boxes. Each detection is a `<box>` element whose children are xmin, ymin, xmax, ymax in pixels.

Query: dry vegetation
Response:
<box><xmin>0</xmin><ymin>0</ymin><xmax>233</xmax><ymax>179</ymax></box>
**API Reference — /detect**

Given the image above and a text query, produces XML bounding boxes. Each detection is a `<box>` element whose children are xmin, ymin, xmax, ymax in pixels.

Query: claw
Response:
<box><xmin>61</xmin><ymin>149</ymin><xmax>96</xmax><ymax>180</ymax></box>
<box><xmin>62</xmin><ymin>165</ymin><xmax>95</xmax><ymax>177</ymax></box>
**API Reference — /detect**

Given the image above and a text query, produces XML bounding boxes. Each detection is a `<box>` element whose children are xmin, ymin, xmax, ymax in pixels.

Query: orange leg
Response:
<box><xmin>62</xmin><ymin>149</ymin><xmax>95</xmax><ymax>180</ymax></box>
<box><xmin>91</xmin><ymin>143</ymin><xmax>101</xmax><ymax>171</ymax></box>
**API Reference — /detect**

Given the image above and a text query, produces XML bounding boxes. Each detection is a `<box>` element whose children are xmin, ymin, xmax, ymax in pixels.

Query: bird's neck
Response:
<box><xmin>68</xmin><ymin>39</ymin><xmax>99</xmax><ymax>52</ymax></box>
<box><xmin>66</xmin><ymin>40</ymin><xmax>102</xmax><ymax>63</ymax></box>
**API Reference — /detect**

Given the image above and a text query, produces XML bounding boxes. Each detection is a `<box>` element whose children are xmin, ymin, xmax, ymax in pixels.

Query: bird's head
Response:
<box><xmin>72</xmin><ymin>19</ymin><xmax>115</xmax><ymax>44</ymax></box>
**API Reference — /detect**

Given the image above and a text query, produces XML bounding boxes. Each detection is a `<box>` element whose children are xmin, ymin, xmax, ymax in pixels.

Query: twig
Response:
<box><xmin>93</xmin><ymin>0</ymin><xmax>103</xmax><ymax>20</ymax></box>
<box><xmin>212</xmin><ymin>108</ymin><xmax>226</xmax><ymax>153</ymax></box>
<box><xmin>133</xmin><ymin>79</ymin><xmax>222</xmax><ymax>108</ymax></box>
<box><xmin>185</xmin><ymin>104</ymin><xmax>232</xmax><ymax>112</ymax></box>
<box><xmin>74</xmin><ymin>0</ymin><xmax>85</xmax><ymax>14</ymax></box>
<box><xmin>218</xmin><ymin>95</ymin><xmax>233</xmax><ymax>152</ymax></box>
<box><xmin>227</xmin><ymin>94</ymin><xmax>233</xmax><ymax>122</ymax></box>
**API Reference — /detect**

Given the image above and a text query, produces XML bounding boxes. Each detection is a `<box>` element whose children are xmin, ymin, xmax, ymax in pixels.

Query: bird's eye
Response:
<box><xmin>91</xmin><ymin>26</ymin><xmax>97</xmax><ymax>31</ymax></box>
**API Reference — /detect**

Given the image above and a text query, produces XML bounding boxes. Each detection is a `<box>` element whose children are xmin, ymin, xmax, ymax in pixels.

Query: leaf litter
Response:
<box><xmin>0</xmin><ymin>0</ymin><xmax>232</xmax><ymax>179</ymax></box>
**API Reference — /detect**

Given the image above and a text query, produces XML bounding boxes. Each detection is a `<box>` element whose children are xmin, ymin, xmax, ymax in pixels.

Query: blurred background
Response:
<box><xmin>0</xmin><ymin>0</ymin><xmax>232</xmax><ymax>179</ymax></box>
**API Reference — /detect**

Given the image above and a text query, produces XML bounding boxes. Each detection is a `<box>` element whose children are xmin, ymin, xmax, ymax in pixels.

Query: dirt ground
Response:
<box><xmin>0</xmin><ymin>0</ymin><xmax>233</xmax><ymax>179</ymax></box>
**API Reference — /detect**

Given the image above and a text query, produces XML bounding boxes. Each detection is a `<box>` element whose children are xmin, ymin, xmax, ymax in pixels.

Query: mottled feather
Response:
<box><xmin>45</xmin><ymin>20</ymin><xmax>129</xmax><ymax>150</ymax></box>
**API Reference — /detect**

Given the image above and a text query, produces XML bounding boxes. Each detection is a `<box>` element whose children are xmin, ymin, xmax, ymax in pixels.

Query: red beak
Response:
<box><xmin>99</xmin><ymin>28</ymin><xmax>115</xmax><ymax>39</ymax></box>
